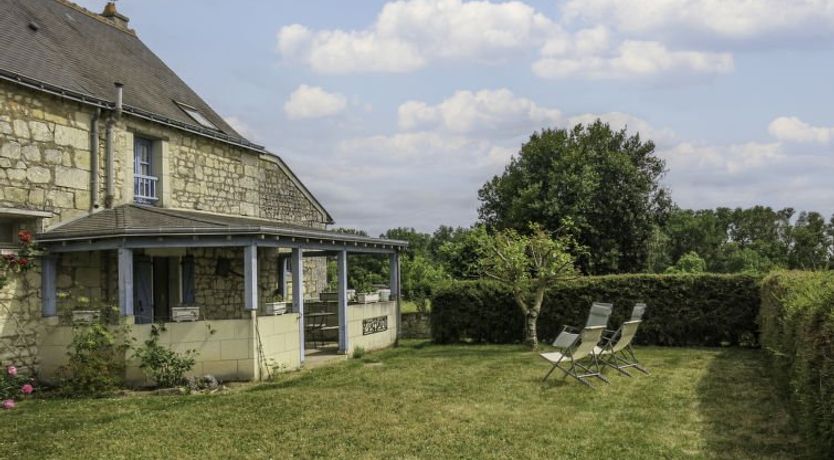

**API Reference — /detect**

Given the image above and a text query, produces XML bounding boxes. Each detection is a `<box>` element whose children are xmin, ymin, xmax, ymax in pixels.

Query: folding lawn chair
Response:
<box><xmin>552</xmin><ymin>302</ymin><xmax>613</xmax><ymax>350</ymax></box>
<box><xmin>595</xmin><ymin>316</ymin><xmax>649</xmax><ymax>376</ymax></box>
<box><xmin>631</xmin><ymin>303</ymin><xmax>646</xmax><ymax>321</ymax></box>
<box><xmin>540</xmin><ymin>325</ymin><xmax>609</xmax><ymax>388</ymax></box>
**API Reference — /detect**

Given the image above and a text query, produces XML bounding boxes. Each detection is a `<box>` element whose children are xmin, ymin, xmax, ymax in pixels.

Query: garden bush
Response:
<box><xmin>760</xmin><ymin>271</ymin><xmax>834</xmax><ymax>455</ymax></box>
<box><xmin>133</xmin><ymin>324</ymin><xmax>197</xmax><ymax>388</ymax></box>
<box><xmin>431</xmin><ymin>274</ymin><xmax>760</xmax><ymax>347</ymax></box>
<box><xmin>58</xmin><ymin>308</ymin><xmax>132</xmax><ymax>397</ymax></box>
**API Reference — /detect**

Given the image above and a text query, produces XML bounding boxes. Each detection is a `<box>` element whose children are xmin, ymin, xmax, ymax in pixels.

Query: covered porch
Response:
<box><xmin>36</xmin><ymin>205</ymin><xmax>406</xmax><ymax>383</ymax></box>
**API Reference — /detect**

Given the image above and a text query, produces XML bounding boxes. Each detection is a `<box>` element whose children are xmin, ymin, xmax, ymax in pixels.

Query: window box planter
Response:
<box><xmin>172</xmin><ymin>306</ymin><xmax>200</xmax><ymax>322</ymax></box>
<box><xmin>71</xmin><ymin>310</ymin><xmax>100</xmax><ymax>324</ymax></box>
<box><xmin>356</xmin><ymin>292</ymin><xmax>380</xmax><ymax>304</ymax></box>
<box><xmin>378</xmin><ymin>289</ymin><xmax>392</xmax><ymax>302</ymax></box>
<box><xmin>263</xmin><ymin>302</ymin><xmax>288</xmax><ymax>315</ymax></box>
<box><xmin>319</xmin><ymin>290</ymin><xmax>356</xmax><ymax>302</ymax></box>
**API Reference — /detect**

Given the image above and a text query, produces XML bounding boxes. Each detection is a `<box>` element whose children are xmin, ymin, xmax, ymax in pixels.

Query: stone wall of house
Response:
<box><xmin>109</xmin><ymin>116</ymin><xmax>329</xmax><ymax>228</ymax></box>
<box><xmin>0</xmin><ymin>80</ymin><xmax>333</xmax><ymax>371</ymax></box>
<box><xmin>0</xmin><ymin>80</ymin><xmax>95</xmax><ymax>227</ymax></box>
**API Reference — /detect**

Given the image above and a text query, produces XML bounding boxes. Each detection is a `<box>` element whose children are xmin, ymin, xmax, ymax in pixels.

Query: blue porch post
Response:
<box><xmin>291</xmin><ymin>248</ymin><xmax>305</xmax><ymax>363</ymax></box>
<box><xmin>389</xmin><ymin>252</ymin><xmax>401</xmax><ymax>342</ymax></box>
<box><xmin>117</xmin><ymin>248</ymin><xmax>133</xmax><ymax>317</ymax></box>
<box><xmin>41</xmin><ymin>255</ymin><xmax>57</xmax><ymax>317</ymax></box>
<box><xmin>337</xmin><ymin>249</ymin><xmax>348</xmax><ymax>354</ymax></box>
<box><xmin>244</xmin><ymin>244</ymin><xmax>258</xmax><ymax>311</ymax></box>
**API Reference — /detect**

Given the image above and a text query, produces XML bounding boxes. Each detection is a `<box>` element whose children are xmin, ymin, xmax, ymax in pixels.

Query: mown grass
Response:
<box><xmin>0</xmin><ymin>342</ymin><xmax>808</xmax><ymax>459</ymax></box>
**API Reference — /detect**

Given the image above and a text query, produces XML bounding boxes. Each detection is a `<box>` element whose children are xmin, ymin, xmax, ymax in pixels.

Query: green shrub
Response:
<box><xmin>352</xmin><ymin>346</ymin><xmax>365</xmax><ymax>359</ymax></box>
<box><xmin>59</xmin><ymin>316</ymin><xmax>131</xmax><ymax>397</ymax></box>
<box><xmin>133</xmin><ymin>324</ymin><xmax>197</xmax><ymax>388</ymax></box>
<box><xmin>760</xmin><ymin>271</ymin><xmax>834</xmax><ymax>455</ymax></box>
<box><xmin>431</xmin><ymin>274</ymin><xmax>760</xmax><ymax>347</ymax></box>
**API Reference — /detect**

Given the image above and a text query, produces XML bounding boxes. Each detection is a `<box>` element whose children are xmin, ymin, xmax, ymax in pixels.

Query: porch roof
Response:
<box><xmin>36</xmin><ymin>205</ymin><xmax>407</xmax><ymax>252</ymax></box>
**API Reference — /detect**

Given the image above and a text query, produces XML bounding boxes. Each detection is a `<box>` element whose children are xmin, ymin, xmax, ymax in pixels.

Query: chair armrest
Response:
<box><xmin>561</xmin><ymin>325</ymin><xmax>580</xmax><ymax>334</ymax></box>
<box><xmin>552</xmin><ymin>331</ymin><xmax>579</xmax><ymax>349</ymax></box>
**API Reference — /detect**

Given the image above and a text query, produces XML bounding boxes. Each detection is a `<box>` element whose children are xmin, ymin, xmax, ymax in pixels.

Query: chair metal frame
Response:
<box><xmin>596</xmin><ymin>305</ymin><xmax>650</xmax><ymax>376</ymax></box>
<box><xmin>555</xmin><ymin>302</ymin><xmax>613</xmax><ymax>345</ymax></box>
<box><xmin>541</xmin><ymin>325</ymin><xmax>609</xmax><ymax>388</ymax></box>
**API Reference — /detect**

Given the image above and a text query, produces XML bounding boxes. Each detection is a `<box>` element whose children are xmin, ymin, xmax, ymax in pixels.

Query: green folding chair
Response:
<box><xmin>595</xmin><ymin>304</ymin><xmax>649</xmax><ymax>376</ymax></box>
<box><xmin>553</xmin><ymin>302</ymin><xmax>613</xmax><ymax>349</ymax></box>
<box><xmin>540</xmin><ymin>325</ymin><xmax>609</xmax><ymax>388</ymax></box>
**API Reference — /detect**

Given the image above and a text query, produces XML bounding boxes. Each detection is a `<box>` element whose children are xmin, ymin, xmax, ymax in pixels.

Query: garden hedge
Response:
<box><xmin>760</xmin><ymin>271</ymin><xmax>834</xmax><ymax>455</ymax></box>
<box><xmin>431</xmin><ymin>274</ymin><xmax>761</xmax><ymax>347</ymax></box>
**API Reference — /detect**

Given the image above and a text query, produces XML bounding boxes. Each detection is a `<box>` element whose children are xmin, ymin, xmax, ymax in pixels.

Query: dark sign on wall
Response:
<box><xmin>363</xmin><ymin>316</ymin><xmax>388</xmax><ymax>335</ymax></box>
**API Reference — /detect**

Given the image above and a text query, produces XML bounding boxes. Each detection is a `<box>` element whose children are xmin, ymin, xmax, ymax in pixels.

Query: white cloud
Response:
<box><xmin>277</xmin><ymin>0</ymin><xmax>557</xmax><ymax>74</ymax></box>
<box><xmin>533</xmin><ymin>40</ymin><xmax>733</xmax><ymax>79</ymax></box>
<box><xmin>397</xmin><ymin>88</ymin><xmax>674</xmax><ymax>143</ymax></box>
<box><xmin>283</xmin><ymin>85</ymin><xmax>348</xmax><ymax>120</ymax></box>
<box><xmin>768</xmin><ymin>116</ymin><xmax>834</xmax><ymax>143</ymax></box>
<box><xmin>398</xmin><ymin>89</ymin><xmax>561</xmax><ymax>134</ymax></box>
<box><xmin>223</xmin><ymin>116</ymin><xmax>257</xmax><ymax>140</ymax></box>
<box><xmin>277</xmin><ymin>0</ymin><xmax>742</xmax><ymax>80</ymax></box>
<box><xmin>560</xmin><ymin>0</ymin><xmax>834</xmax><ymax>40</ymax></box>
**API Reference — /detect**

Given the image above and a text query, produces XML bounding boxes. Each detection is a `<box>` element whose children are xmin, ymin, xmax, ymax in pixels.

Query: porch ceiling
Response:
<box><xmin>36</xmin><ymin>205</ymin><xmax>407</xmax><ymax>253</ymax></box>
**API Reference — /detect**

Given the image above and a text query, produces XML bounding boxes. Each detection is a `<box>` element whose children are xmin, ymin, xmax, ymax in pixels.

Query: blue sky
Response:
<box><xmin>78</xmin><ymin>0</ymin><xmax>834</xmax><ymax>235</ymax></box>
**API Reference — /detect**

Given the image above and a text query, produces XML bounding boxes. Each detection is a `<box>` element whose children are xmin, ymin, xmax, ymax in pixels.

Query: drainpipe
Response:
<box><xmin>90</xmin><ymin>108</ymin><xmax>101</xmax><ymax>210</ymax></box>
<box><xmin>104</xmin><ymin>82</ymin><xmax>123</xmax><ymax>208</ymax></box>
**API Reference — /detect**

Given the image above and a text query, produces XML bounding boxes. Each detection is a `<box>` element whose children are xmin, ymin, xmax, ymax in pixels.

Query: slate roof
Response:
<box><xmin>0</xmin><ymin>0</ymin><xmax>241</xmax><ymax>139</ymax></box>
<box><xmin>36</xmin><ymin>205</ymin><xmax>407</xmax><ymax>248</ymax></box>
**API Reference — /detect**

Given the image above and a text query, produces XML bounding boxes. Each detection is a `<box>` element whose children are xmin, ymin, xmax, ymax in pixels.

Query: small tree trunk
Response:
<box><xmin>524</xmin><ymin>309</ymin><xmax>539</xmax><ymax>348</ymax></box>
<box><xmin>523</xmin><ymin>285</ymin><xmax>546</xmax><ymax>349</ymax></box>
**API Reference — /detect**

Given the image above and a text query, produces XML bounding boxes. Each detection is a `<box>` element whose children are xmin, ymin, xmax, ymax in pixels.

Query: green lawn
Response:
<box><xmin>1</xmin><ymin>342</ymin><xmax>807</xmax><ymax>459</ymax></box>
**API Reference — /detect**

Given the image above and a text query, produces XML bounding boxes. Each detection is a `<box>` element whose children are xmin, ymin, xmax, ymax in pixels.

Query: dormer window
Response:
<box><xmin>175</xmin><ymin>101</ymin><xmax>218</xmax><ymax>130</ymax></box>
<box><xmin>134</xmin><ymin>136</ymin><xmax>158</xmax><ymax>204</ymax></box>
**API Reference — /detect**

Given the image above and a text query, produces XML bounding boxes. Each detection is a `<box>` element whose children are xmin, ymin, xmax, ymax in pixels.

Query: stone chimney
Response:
<box><xmin>101</xmin><ymin>2</ymin><xmax>130</xmax><ymax>30</ymax></box>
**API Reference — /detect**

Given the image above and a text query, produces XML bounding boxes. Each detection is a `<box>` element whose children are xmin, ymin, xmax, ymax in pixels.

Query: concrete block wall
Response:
<box><xmin>37</xmin><ymin>313</ymin><xmax>304</xmax><ymax>385</ymax></box>
<box><xmin>256</xmin><ymin>313</ymin><xmax>301</xmax><ymax>376</ymax></box>
<box><xmin>347</xmin><ymin>301</ymin><xmax>398</xmax><ymax>355</ymax></box>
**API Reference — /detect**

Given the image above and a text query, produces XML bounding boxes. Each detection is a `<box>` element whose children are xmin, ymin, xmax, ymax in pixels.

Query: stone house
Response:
<box><xmin>0</xmin><ymin>0</ymin><xmax>405</xmax><ymax>382</ymax></box>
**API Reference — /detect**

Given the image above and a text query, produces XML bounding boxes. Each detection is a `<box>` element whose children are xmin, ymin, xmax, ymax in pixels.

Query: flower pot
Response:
<box><xmin>319</xmin><ymin>291</ymin><xmax>339</xmax><ymax>302</ymax></box>
<box><xmin>356</xmin><ymin>292</ymin><xmax>380</xmax><ymax>304</ymax></box>
<box><xmin>319</xmin><ymin>290</ymin><xmax>356</xmax><ymax>302</ymax></box>
<box><xmin>172</xmin><ymin>306</ymin><xmax>200</xmax><ymax>322</ymax></box>
<box><xmin>263</xmin><ymin>302</ymin><xmax>288</xmax><ymax>315</ymax></box>
<box><xmin>72</xmin><ymin>310</ymin><xmax>100</xmax><ymax>324</ymax></box>
<box><xmin>378</xmin><ymin>289</ymin><xmax>391</xmax><ymax>302</ymax></box>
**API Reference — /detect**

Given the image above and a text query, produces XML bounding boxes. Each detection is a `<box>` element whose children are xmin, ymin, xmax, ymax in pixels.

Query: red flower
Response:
<box><xmin>17</xmin><ymin>258</ymin><xmax>29</xmax><ymax>267</ymax></box>
<box><xmin>17</xmin><ymin>230</ymin><xmax>32</xmax><ymax>244</ymax></box>
<box><xmin>3</xmin><ymin>254</ymin><xmax>14</xmax><ymax>262</ymax></box>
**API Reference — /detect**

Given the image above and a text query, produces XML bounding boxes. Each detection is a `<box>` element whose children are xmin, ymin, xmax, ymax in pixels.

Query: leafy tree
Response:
<box><xmin>329</xmin><ymin>228</ymin><xmax>387</xmax><ymax>290</ymax></box>
<box><xmin>434</xmin><ymin>225</ymin><xmax>485</xmax><ymax>279</ymax></box>
<box><xmin>665</xmin><ymin>251</ymin><xmax>707</xmax><ymax>274</ymax></box>
<box><xmin>478</xmin><ymin>121</ymin><xmax>670</xmax><ymax>274</ymax></box>
<box><xmin>400</xmin><ymin>254</ymin><xmax>447</xmax><ymax>311</ymax></box>
<box><xmin>383</xmin><ymin>227</ymin><xmax>431</xmax><ymax>259</ymax></box>
<box><xmin>477</xmin><ymin>224</ymin><xmax>579</xmax><ymax>348</ymax></box>
<box><xmin>788</xmin><ymin>211</ymin><xmax>830</xmax><ymax>270</ymax></box>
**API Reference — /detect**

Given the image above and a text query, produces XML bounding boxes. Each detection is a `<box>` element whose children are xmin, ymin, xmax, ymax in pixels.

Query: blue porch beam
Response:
<box><xmin>117</xmin><ymin>248</ymin><xmax>133</xmax><ymax>316</ymax></box>
<box><xmin>41</xmin><ymin>255</ymin><xmax>57</xmax><ymax>317</ymax></box>
<box><xmin>337</xmin><ymin>249</ymin><xmax>348</xmax><ymax>354</ymax></box>
<box><xmin>244</xmin><ymin>244</ymin><xmax>258</xmax><ymax>311</ymax></box>
<box><xmin>291</xmin><ymin>248</ymin><xmax>305</xmax><ymax>363</ymax></box>
<box><xmin>390</xmin><ymin>252</ymin><xmax>401</xmax><ymax>342</ymax></box>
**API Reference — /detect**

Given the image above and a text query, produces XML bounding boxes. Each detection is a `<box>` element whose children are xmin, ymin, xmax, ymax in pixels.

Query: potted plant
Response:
<box><xmin>356</xmin><ymin>291</ymin><xmax>379</xmax><ymax>303</ymax></box>
<box><xmin>378</xmin><ymin>288</ymin><xmax>392</xmax><ymax>302</ymax></box>
<box><xmin>263</xmin><ymin>292</ymin><xmax>288</xmax><ymax>315</ymax></box>
<box><xmin>319</xmin><ymin>289</ymin><xmax>356</xmax><ymax>302</ymax></box>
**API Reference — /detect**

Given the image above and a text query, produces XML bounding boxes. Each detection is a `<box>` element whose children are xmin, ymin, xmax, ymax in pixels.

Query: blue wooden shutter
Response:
<box><xmin>181</xmin><ymin>256</ymin><xmax>195</xmax><ymax>304</ymax></box>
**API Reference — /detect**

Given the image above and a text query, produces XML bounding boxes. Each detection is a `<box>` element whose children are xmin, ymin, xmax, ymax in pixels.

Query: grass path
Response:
<box><xmin>0</xmin><ymin>342</ymin><xmax>807</xmax><ymax>459</ymax></box>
